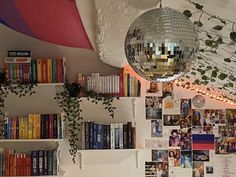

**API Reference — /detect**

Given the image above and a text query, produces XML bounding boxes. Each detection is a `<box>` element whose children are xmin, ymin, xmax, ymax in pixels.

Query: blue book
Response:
<box><xmin>115</xmin><ymin>124</ymin><xmax>120</xmax><ymax>149</ymax></box>
<box><xmin>9</xmin><ymin>63</ymin><xmax>14</xmax><ymax>80</ymax></box>
<box><xmin>43</xmin><ymin>150</ymin><xmax>48</xmax><ymax>175</ymax></box>
<box><xmin>93</xmin><ymin>123</ymin><xmax>98</xmax><ymax>149</ymax></box>
<box><xmin>97</xmin><ymin>124</ymin><xmax>104</xmax><ymax>149</ymax></box>
<box><xmin>89</xmin><ymin>122</ymin><xmax>94</xmax><ymax>149</ymax></box>
<box><xmin>38</xmin><ymin>150</ymin><xmax>44</xmax><ymax>175</ymax></box>
<box><xmin>7</xmin><ymin>118</ymin><xmax>11</xmax><ymax>139</ymax></box>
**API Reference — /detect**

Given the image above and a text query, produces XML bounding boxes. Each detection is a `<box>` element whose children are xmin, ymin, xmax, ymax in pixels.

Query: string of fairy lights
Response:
<box><xmin>174</xmin><ymin>80</ymin><xmax>236</xmax><ymax>106</ymax></box>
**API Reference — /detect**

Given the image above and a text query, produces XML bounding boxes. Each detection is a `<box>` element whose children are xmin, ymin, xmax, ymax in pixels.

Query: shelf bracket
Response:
<box><xmin>135</xmin><ymin>150</ymin><xmax>140</xmax><ymax>169</ymax></box>
<box><xmin>78</xmin><ymin>151</ymin><xmax>83</xmax><ymax>169</ymax></box>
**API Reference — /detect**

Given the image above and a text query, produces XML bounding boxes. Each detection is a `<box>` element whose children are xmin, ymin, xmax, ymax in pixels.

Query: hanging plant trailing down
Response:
<box><xmin>0</xmin><ymin>78</ymin><xmax>37</xmax><ymax>137</ymax></box>
<box><xmin>182</xmin><ymin>0</ymin><xmax>236</xmax><ymax>97</ymax></box>
<box><xmin>55</xmin><ymin>82</ymin><xmax>118</xmax><ymax>163</ymax></box>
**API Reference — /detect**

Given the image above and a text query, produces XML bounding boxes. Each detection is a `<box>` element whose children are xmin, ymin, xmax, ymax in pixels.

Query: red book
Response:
<box><xmin>49</xmin><ymin>114</ymin><xmax>54</xmax><ymax>139</ymax></box>
<box><xmin>26</xmin><ymin>154</ymin><xmax>31</xmax><ymax>176</ymax></box>
<box><xmin>4</xmin><ymin>150</ymin><xmax>10</xmax><ymax>176</ymax></box>
<box><xmin>57</xmin><ymin>58</ymin><xmax>63</xmax><ymax>83</ymax></box>
<box><xmin>42</xmin><ymin>59</ymin><xmax>48</xmax><ymax>83</ymax></box>
<box><xmin>16</xmin><ymin>154</ymin><xmax>19</xmax><ymax>176</ymax></box>
<box><xmin>4</xmin><ymin>63</ymin><xmax>10</xmax><ymax>80</ymax></box>
<box><xmin>23</xmin><ymin>63</ymin><xmax>28</xmax><ymax>81</ymax></box>
<box><xmin>23</xmin><ymin>154</ymin><xmax>27</xmax><ymax>176</ymax></box>
<box><xmin>119</xmin><ymin>69</ymin><xmax>124</xmax><ymax>97</ymax></box>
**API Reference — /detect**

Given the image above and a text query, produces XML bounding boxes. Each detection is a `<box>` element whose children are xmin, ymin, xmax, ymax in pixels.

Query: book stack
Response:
<box><xmin>4</xmin><ymin>50</ymin><xmax>65</xmax><ymax>83</ymax></box>
<box><xmin>3</xmin><ymin>114</ymin><xmax>63</xmax><ymax>139</ymax></box>
<box><xmin>78</xmin><ymin>68</ymin><xmax>141</xmax><ymax>97</ymax></box>
<box><xmin>79</xmin><ymin>121</ymin><xmax>136</xmax><ymax>150</ymax></box>
<box><xmin>0</xmin><ymin>149</ymin><xmax>58</xmax><ymax>176</ymax></box>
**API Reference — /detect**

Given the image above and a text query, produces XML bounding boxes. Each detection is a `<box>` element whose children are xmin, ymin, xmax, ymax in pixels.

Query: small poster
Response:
<box><xmin>163</xmin><ymin>82</ymin><xmax>174</xmax><ymax>98</ymax></box>
<box><xmin>163</xmin><ymin>115</ymin><xmax>180</xmax><ymax>126</ymax></box>
<box><xmin>146</xmin><ymin>81</ymin><xmax>163</xmax><ymax>96</ymax></box>
<box><xmin>146</xmin><ymin>96</ymin><xmax>162</xmax><ymax>119</ymax></box>
<box><xmin>181</xmin><ymin>150</ymin><xmax>192</xmax><ymax>168</ymax></box>
<box><xmin>163</xmin><ymin>96</ymin><xmax>180</xmax><ymax>115</ymax></box>
<box><xmin>151</xmin><ymin>120</ymin><xmax>163</xmax><ymax>137</ymax></box>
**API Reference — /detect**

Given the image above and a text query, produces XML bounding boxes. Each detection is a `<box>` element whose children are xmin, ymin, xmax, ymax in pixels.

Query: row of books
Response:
<box><xmin>3</xmin><ymin>114</ymin><xmax>63</xmax><ymax>139</ymax></box>
<box><xmin>0</xmin><ymin>149</ymin><xmax>58</xmax><ymax>176</ymax></box>
<box><xmin>79</xmin><ymin>121</ymin><xmax>136</xmax><ymax>149</ymax></box>
<box><xmin>78</xmin><ymin>69</ymin><xmax>141</xmax><ymax>97</ymax></box>
<box><xmin>4</xmin><ymin>57</ymin><xmax>65</xmax><ymax>83</ymax></box>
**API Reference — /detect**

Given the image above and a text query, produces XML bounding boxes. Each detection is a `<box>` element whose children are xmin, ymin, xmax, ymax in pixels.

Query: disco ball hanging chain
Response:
<box><xmin>124</xmin><ymin>0</ymin><xmax>199</xmax><ymax>82</ymax></box>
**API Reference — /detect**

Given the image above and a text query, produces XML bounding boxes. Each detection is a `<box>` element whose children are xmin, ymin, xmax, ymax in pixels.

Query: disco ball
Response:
<box><xmin>192</xmin><ymin>95</ymin><xmax>205</xmax><ymax>108</ymax></box>
<box><xmin>124</xmin><ymin>7</ymin><xmax>199</xmax><ymax>82</ymax></box>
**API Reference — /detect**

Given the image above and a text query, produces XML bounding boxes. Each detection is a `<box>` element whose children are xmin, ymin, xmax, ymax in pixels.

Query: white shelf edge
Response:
<box><xmin>36</xmin><ymin>83</ymin><xmax>64</xmax><ymax>86</ymax></box>
<box><xmin>77</xmin><ymin>148</ymin><xmax>143</xmax><ymax>152</ymax></box>
<box><xmin>0</xmin><ymin>139</ymin><xmax>63</xmax><ymax>142</ymax></box>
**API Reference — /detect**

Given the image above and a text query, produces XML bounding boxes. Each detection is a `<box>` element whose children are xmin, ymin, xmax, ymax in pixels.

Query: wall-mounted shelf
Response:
<box><xmin>0</xmin><ymin>139</ymin><xmax>63</xmax><ymax>143</ymax></box>
<box><xmin>3</xmin><ymin>170</ymin><xmax>66</xmax><ymax>177</ymax></box>
<box><xmin>37</xmin><ymin>83</ymin><xmax>64</xmax><ymax>87</ymax></box>
<box><xmin>77</xmin><ymin>149</ymin><xmax>142</xmax><ymax>169</ymax></box>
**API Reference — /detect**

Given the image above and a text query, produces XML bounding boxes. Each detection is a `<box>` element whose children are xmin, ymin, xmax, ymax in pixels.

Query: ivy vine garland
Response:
<box><xmin>182</xmin><ymin>0</ymin><xmax>236</xmax><ymax>100</ymax></box>
<box><xmin>55</xmin><ymin>83</ymin><xmax>117</xmax><ymax>163</ymax></box>
<box><xmin>0</xmin><ymin>80</ymin><xmax>36</xmax><ymax>137</ymax></box>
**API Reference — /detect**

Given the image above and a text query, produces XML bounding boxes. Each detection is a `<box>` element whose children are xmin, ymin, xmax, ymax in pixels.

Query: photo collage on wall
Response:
<box><xmin>144</xmin><ymin>81</ymin><xmax>236</xmax><ymax>177</ymax></box>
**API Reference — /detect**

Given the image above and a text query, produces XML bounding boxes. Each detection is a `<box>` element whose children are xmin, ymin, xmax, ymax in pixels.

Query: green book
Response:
<box><xmin>52</xmin><ymin>59</ymin><xmax>57</xmax><ymax>83</ymax></box>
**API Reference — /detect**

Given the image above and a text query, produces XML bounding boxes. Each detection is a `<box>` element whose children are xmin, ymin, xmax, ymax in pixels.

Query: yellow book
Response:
<box><xmin>28</xmin><ymin>114</ymin><xmax>33</xmax><ymax>139</ymax></box>
<box><xmin>19</xmin><ymin>117</ymin><xmax>23</xmax><ymax>139</ymax></box>
<box><xmin>124</xmin><ymin>73</ymin><xmax>128</xmax><ymax>97</ymax></box>
<box><xmin>32</xmin><ymin>114</ymin><xmax>37</xmax><ymax>139</ymax></box>
<box><xmin>36</xmin><ymin>114</ymin><xmax>40</xmax><ymax>139</ymax></box>
<box><xmin>37</xmin><ymin>59</ymin><xmax>42</xmax><ymax>83</ymax></box>
<box><xmin>47</xmin><ymin>58</ymin><xmax>52</xmax><ymax>83</ymax></box>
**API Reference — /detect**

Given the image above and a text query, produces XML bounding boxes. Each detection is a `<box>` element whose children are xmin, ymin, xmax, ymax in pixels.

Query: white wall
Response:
<box><xmin>1</xmin><ymin>24</ymin><xmax>236</xmax><ymax>177</ymax></box>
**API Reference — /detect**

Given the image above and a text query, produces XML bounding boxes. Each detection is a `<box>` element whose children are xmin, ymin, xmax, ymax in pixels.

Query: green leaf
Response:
<box><xmin>212</xmin><ymin>25</ymin><xmax>223</xmax><ymax>31</ymax></box>
<box><xmin>207</xmin><ymin>66</ymin><xmax>212</xmax><ymax>70</ymax></box>
<box><xmin>207</xmin><ymin>33</ymin><xmax>212</xmax><ymax>39</ymax></box>
<box><xmin>194</xmin><ymin>21</ymin><xmax>203</xmax><ymax>27</ymax></box>
<box><xmin>211</xmin><ymin>70</ymin><xmax>217</xmax><ymax>78</ymax></box>
<box><xmin>195</xmin><ymin>3</ymin><xmax>204</xmax><ymax>10</ymax></box>
<box><xmin>183</xmin><ymin>10</ymin><xmax>192</xmax><ymax>18</ymax></box>
<box><xmin>201</xmin><ymin>75</ymin><xmax>209</xmax><ymax>80</ymax></box>
<box><xmin>224</xmin><ymin>58</ymin><xmax>231</xmax><ymax>62</ymax></box>
<box><xmin>217</xmin><ymin>37</ymin><xmax>223</xmax><ymax>44</ymax></box>
<box><xmin>228</xmin><ymin>83</ymin><xmax>234</xmax><ymax>87</ymax></box>
<box><xmin>191</xmin><ymin>71</ymin><xmax>196</xmax><ymax>75</ymax></box>
<box><xmin>230</xmin><ymin>32</ymin><xmax>236</xmax><ymax>42</ymax></box>
<box><xmin>220</xmin><ymin>20</ymin><xmax>227</xmax><ymax>25</ymax></box>
<box><xmin>201</xmin><ymin>70</ymin><xmax>206</xmax><ymax>75</ymax></box>
<box><xmin>229</xmin><ymin>75</ymin><xmax>236</xmax><ymax>81</ymax></box>
<box><xmin>199</xmin><ymin>49</ymin><xmax>205</xmax><ymax>52</ymax></box>
<box><xmin>218</xmin><ymin>73</ymin><xmax>228</xmax><ymax>80</ymax></box>
<box><xmin>205</xmin><ymin>40</ymin><xmax>214</xmax><ymax>47</ymax></box>
<box><xmin>194</xmin><ymin>79</ymin><xmax>200</xmax><ymax>85</ymax></box>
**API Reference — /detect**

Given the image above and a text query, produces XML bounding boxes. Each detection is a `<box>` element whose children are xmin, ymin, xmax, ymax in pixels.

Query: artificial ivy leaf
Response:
<box><xmin>185</xmin><ymin>75</ymin><xmax>190</xmax><ymax>79</ymax></box>
<box><xmin>207</xmin><ymin>33</ymin><xmax>212</xmax><ymax>39</ymax></box>
<box><xmin>205</xmin><ymin>40</ymin><xmax>214</xmax><ymax>47</ymax></box>
<box><xmin>228</xmin><ymin>83</ymin><xmax>234</xmax><ymax>87</ymax></box>
<box><xmin>207</xmin><ymin>66</ymin><xmax>212</xmax><ymax>70</ymax></box>
<box><xmin>230</xmin><ymin>32</ymin><xmax>236</xmax><ymax>42</ymax></box>
<box><xmin>224</xmin><ymin>58</ymin><xmax>231</xmax><ymax>62</ymax></box>
<box><xmin>218</xmin><ymin>73</ymin><xmax>228</xmax><ymax>80</ymax></box>
<box><xmin>183</xmin><ymin>10</ymin><xmax>192</xmax><ymax>18</ymax></box>
<box><xmin>201</xmin><ymin>70</ymin><xmax>206</xmax><ymax>75</ymax></box>
<box><xmin>194</xmin><ymin>21</ymin><xmax>203</xmax><ymax>27</ymax></box>
<box><xmin>191</xmin><ymin>71</ymin><xmax>196</xmax><ymax>75</ymax></box>
<box><xmin>229</xmin><ymin>75</ymin><xmax>236</xmax><ymax>81</ymax></box>
<box><xmin>194</xmin><ymin>79</ymin><xmax>200</xmax><ymax>85</ymax></box>
<box><xmin>210</xmin><ymin>78</ymin><xmax>216</xmax><ymax>82</ymax></box>
<box><xmin>195</xmin><ymin>3</ymin><xmax>204</xmax><ymax>10</ymax></box>
<box><xmin>220</xmin><ymin>20</ymin><xmax>227</xmax><ymax>25</ymax></box>
<box><xmin>217</xmin><ymin>37</ymin><xmax>223</xmax><ymax>44</ymax></box>
<box><xmin>201</xmin><ymin>75</ymin><xmax>209</xmax><ymax>80</ymax></box>
<box><xmin>212</xmin><ymin>25</ymin><xmax>223</xmax><ymax>31</ymax></box>
<box><xmin>211</xmin><ymin>70</ymin><xmax>217</xmax><ymax>78</ymax></box>
<box><xmin>199</xmin><ymin>49</ymin><xmax>205</xmax><ymax>52</ymax></box>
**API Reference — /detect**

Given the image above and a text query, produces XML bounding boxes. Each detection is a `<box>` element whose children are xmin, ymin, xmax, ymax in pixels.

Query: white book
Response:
<box><xmin>119</xmin><ymin>123</ymin><xmax>123</xmax><ymax>149</ymax></box>
<box><xmin>110</xmin><ymin>124</ymin><xmax>115</xmax><ymax>149</ymax></box>
<box><xmin>5</xmin><ymin>57</ymin><xmax>31</xmax><ymax>63</ymax></box>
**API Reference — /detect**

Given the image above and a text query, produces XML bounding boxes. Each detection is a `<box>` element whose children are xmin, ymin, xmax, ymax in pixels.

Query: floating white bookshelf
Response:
<box><xmin>0</xmin><ymin>139</ymin><xmax>63</xmax><ymax>143</ymax></box>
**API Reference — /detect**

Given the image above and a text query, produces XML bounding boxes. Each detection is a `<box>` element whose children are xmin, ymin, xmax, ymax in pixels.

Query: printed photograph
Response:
<box><xmin>169</xmin><ymin>128</ymin><xmax>192</xmax><ymax>150</ymax></box>
<box><xmin>162</xmin><ymin>82</ymin><xmax>174</xmax><ymax>98</ymax></box>
<box><xmin>146</xmin><ymin>96</ymin><xmax>162</xmax><ymax>119</ymax></box>
<box><xmin>206</xmin><ymin>165</ymin><xmax>214</xmax><ymax>174</ymax></box>
<box><xmin>163</xmin><ymin>115</ymin><xmax>180</xmax><ymax>126</ymax></box>
<box><xmin>145</xmin><ymin>161</ymin><xmax>168</xmax><ymax>177</ymax></box>
<box><xmin>192</xmin><ymin>109</ymin><xmax>225</xmax><ymax>127</ymax></box>
<box><xmin>226</xmin><ymin>109</ymin><xmax>236</xmax><ymax>125</ymax></box>
<box><xmin>218</xmin><ymin>125</ymin><xmax>235</xmax><ymax>137</ymax></box>
<box><xmin>215</xmin><ymin>137</ymin><xmax>236</xmax><ymax>154</ymax></box>
<box><xmin>181</xmin><ymin>150</ymin><xmax>192</xmax><ymax>168</ymax></box>
<box><xmin>180</xmin><ymin>99</ymin><xmax>192</xmax><ymax>117</ymax></box>
<box><xmin>193</xmin><ymin>150</ymin><xmax>209</xmax><ymax>161</ymax></box>
<box><xmin>146</xmin><ymin>81</ymin><xmax>162</xmax><ymax>96</ymax></box>
<box><xmin>169</xmin><ymin>149</ymin><xmax>180</xmax><ymax>167</ymax></box>
<box><xmin>193</xmin><ymin>161</ymin><xmax>204</xmax><ymax>177</ymax></box>
<box><xmin>180</xmin><ymin>115</ymin><xmax>192</xmax><ymax>128</ymax></box>
<box><xmin>151</xmin><ymin>120</ymin><xmax>163</xmax><ymax>137</ymax></box>
<box><xmin>202</xmin><ymin>126</ymin><xmax>213</xmax><ymax>134</ymax></box>
<box><xmin>152</xmin><ymin>150</ymin><xmax>168</xmax><ymax>162</ymax></box>
<box><xmin>163</xmin><ymin>96</ymin><xmax>180</xmax><ymax>115</ymax></box>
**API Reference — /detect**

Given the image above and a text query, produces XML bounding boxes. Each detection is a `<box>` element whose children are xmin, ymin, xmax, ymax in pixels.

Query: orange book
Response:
<box><xmin>4</xmin><ymin>63</ymin><xmax>10</xmax><ymax>80</ymax></box>
<box><xmin>47</xmin><ymin>58</ymin><xmax>52</xmax><ymax>83</ymax></box>
<box><xmin>37</xmin><ymin>59</ymin><xmax>42</xmax><ymax>83</ymax></box>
